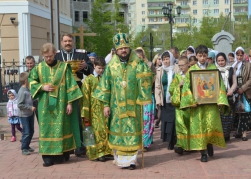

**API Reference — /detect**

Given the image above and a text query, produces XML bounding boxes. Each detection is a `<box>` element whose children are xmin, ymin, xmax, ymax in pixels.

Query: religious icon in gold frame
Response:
<box><xmin>190</xmin><ymin>69</ymin><xmax>220</xmax><ymax>104</ymax></box>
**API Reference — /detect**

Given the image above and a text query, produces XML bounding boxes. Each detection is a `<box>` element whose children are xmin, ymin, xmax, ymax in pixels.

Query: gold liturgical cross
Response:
<box><xmin>71</xmin><ymin>25</ymin><xmax>97</xmax><ymax>49</ymax></box>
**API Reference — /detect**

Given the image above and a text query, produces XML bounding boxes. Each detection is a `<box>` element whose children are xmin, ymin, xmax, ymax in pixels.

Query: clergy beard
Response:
<box><xmin>117</xmin><ymin>50</ymin><xmax>131</xmax><ymax>61</ymax></box>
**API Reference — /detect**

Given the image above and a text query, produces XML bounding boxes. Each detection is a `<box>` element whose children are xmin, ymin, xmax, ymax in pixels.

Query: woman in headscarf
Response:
<box><xmin>135</xmin><ymin>47</ymin><xmax>156</xmax><ymax>151</ymax></box>
<box><xmin>215</xmin><ymin>52</ymin><xmax>237</xmax><ymax>141</ymax></box>
<box><xmin>232</xmin><ymin>47</ymin><xmax>251</xmax><ymax>141</ymax></box>
<box><xmin>228</xmin><ymin>52</ymin><xmax>235</xmax><ymax>66</ymax></box>
<box><xmin>186</xmin><ymin>46</ymin><xmax>195</xmax><ymax>57</ymax></box>
<box><xmin>155</xmin><ymin>50</ymin><xmax>176</xmax><ymax>150</ymax></box>
<box><xmin>152</xmin><ymin>53</ymin><xmax>162</xmax><ymax>128</ymax></box>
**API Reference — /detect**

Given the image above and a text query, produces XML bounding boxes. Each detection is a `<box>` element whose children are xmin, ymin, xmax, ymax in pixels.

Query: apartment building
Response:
<box><xmin>71</xmin><ymin>0</ymin><xmax>131</xmax><ymax>32</ymax></box>
<box><xmin>0</xmin><ymin>0</ymin><xmax>72</xmax><ymax>62</ymax></box>
<box><xmin>146</xmin><ymin>0</ymin><xmax>236</xmax><ymax>33</ymax></box>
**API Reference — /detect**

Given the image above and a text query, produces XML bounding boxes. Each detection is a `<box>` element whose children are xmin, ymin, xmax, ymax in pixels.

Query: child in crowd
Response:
<box><xmin>188</xmin><ymin>55</ymin><xmax>198</xmax><ymax>67</ymax></box>
<box><xmin>17</xmin><ymin>72</ymin><xmax>35</xmax><ymax>155</ymax></box>
<box><xmin>169</xmin><ymin>56</ymin><xmax>190</xmax><ymax>155</ymax></box>
<box><xmin>81</xmin><ymin>57</ymin><xmax>112</xmax><ymax>162</ymax></box>
<box><xmin>6</xmin><ymin>89</ymin><xmax>22</xmax><ymax>142</ymax></box>
<box><xmin>180</xmin><ymin>45</ymin><xmax>229</xmax><ymax>162</ymax></box>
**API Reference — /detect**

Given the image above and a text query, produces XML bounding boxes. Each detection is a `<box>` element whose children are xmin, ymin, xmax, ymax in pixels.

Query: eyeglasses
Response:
<box><xmin>178</xmin><ymin>63</ymin><xmax>188</xmax><ymax>68</ymax></box>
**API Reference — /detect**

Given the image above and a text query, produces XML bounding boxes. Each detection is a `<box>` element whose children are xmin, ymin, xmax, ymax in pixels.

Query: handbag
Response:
<box><xmin>235</xmin><ymin>95</ymin><xmax>244</xmax><ymax>113</ymax></box>
<box><xmin>243</xmin><ymin>95</ymin><xmax>251</xmax><ymax>113</ymax></box>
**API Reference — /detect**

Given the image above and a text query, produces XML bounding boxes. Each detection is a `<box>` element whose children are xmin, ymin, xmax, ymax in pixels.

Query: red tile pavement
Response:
<box><xmin>1</xmin><ymin>115</ymin><xmax>251</xmax><ymax>179</ymax></box>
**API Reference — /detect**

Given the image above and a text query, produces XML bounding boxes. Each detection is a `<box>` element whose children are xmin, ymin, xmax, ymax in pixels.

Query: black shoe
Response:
<box><xmin>64</xmin><ymin>153</ymin><xmax>70</xmax><ymax>161</ymax></box>
<box><xmin>168</xmin><ymin>143</ymin><xmax>174</xmax><ymax>150</ymax></box>
<box><xmin>43</xmin><ymin>162</ymin><xmax>54</xmax><ymax>167</ymax></box>
<box><xmin>174</xmin><ymin>147</ymin><xmax>183</xmax><ymax>155</ymax></box>
<box><xmin>201</xmin><ymin>154</ymin><xmax>208</xmax><ymax>162</ymax></box>
<box><xmin>75</xmin><ymin>147</ymin><xmax>86</xmax><ymax>156</ymax></box>
<box><xmin>207</xmin><ymin>144</ymin><xmax>214</xmax><ymax>157</ymax></box>
<box><xmin>242</xmin><ymin>137</ymin><xmax>248</xmax><ymax>141</ymax></box>
<box><xmin>98</xmin><ymin>156</ymin><xmax>106</xmax><ymax>162</ymax></box>
<box><xmin>155</xmin><ymin>123</ymin><xmax>159</xmax><ymax>128</ymax></box>
<box><xmin>234</xmin><ymin>133</ymin><xmax>242</xmax><ymax>138</ymax></box>
<box><xmin>224</xmin><ymin>136</ymin><xmax>230</xmax><ymax>142</ymax></box>
<box><xmin>105</xmin><ymin>154</ymin><xmax>114</xmax><ymax>160</ymax></box>
<box><xmin>128</xmin><ymin>164</ymin><xmax>136</xmax><ymax>170</ymax></box>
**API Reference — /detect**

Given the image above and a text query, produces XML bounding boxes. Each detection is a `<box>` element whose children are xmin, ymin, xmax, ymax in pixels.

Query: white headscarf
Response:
<box><xmin>7</xmin><ymin>89</ymin><xmax>18</xmax><ymax>102</ymax></box>
<box><xmin>232</xmin><ymin>46</ymin><xmax>245</xmax><ymax>76</ymax></box>
<box><xmin>186</xmin><ymin>45</ymin><xmax>196</xmax><ymax>56</ymax></box>
<box><xmin>160</xmin><ymin>50</ymin><xmax>175</xmax><ymax>103</ymax></box>
<box><xmin>215</xmin><ymin>54</ymin><xmax>231</xmax><ymax>90</ymax></box>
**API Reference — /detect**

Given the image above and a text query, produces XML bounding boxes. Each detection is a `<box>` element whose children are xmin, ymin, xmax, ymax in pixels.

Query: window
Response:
<box><xmin>203</xmin><ymin>0</ymin><xmax>208</xmax><ymax>5</ymax></box>
<box><xmin>142</xmin><ymin>11</ymin><xmax>145</xmax><ymax>15</ymax></box>
<box><xmin>203</xmin><ymin>9</ymin><xmax>208</xmax><ymax>15</ymax></box>
<box><xmin>142</xmin><ymin>18</ymin><xmax>145</xmax><ymax>22</ymax></box>
<box><xmin>214</xmin><ymin>9</ymin><xmax>219</xmax><ymax>14</ymax></box>
<box><xmin>129</xmin><ymin>20</ymin><xmax>131</xmax><ymax>24</ymax></box>
<box><xmin>149</xmin><ymin>18</ymin><xmax>154</xmax><ymax>22</ymax></box>
<box><xmin>193</xmin><ymin>1</ymin><xmax>197</xmax><ymax>5</ymax></box>
<box><xmin>142</xmin><ymin>4</ymin><xmax>145</xmax><ymax>7</ymax></box>
<box><xmin>180</xmin><ymin>1</ymin><xmax>187</xmax><ymax>5</ymax></box>
<box><xmin>193</xmin><ymin>18</ymin><xmax>197</xmax><ymax>23</ymax></box>
<box><xmin>225</xmin><ymin>0</ymin><xmax>229</xmax><ymax>4</ymax></box>
<box><xmin>83</xmin><ymin>11</ymin><xmax>88</xmax><ymax>21</ymax></box>
<box><xmin>75</xmin><ymin>11</ymin><xmax>79</xmax><ymax>22</ymax></box>
<box><xmin>158</xmin><ymin>18</ymin><xmax>162</xmax><ymax>22</ymax></box>
<box><xmin>225</xmin><ymin>8</ymin><xmax>229</xmax><ymax>14</ymax></box>
<box><xmin>193</xmin><ymin>10</ymin><xmax>197</xmax><ymax>15</ymax></box>
<box><xmin>181</xmin><ymin>10</ymin><xmax>189</xmax><ymax>14</ymax></box>
<box><xmin>81</xmin><ymin>0</ymin><xmax>88</xmax><ymax>2</ymax></box>
<box><xmin>214</xmin><ymin>0</ymin><xmax>219</xmax><ymax>4</ymax></box>
<box><xmin>149</xmin><ymin>11</ymin><xmax>154</xmax><ymax>14</ymax></box>
<box><xmin>107</xmin><ymin>0</ymin><xmax>112</xmax><ymax>3</ymax></box>
<box><xmin>128</xmin><ymin>13</ymin><xmax>131</xmax><ymax>17</ymax></box>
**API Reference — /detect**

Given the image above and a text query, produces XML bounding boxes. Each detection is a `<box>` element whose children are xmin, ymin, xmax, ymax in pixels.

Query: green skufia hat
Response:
<box><xmin>113</xmin><ymin>29</ymin><xmax>130</xmax><ymax>50</ymax></box>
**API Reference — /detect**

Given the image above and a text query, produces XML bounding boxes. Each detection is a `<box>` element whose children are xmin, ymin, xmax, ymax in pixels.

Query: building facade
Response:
<box><xmin>71</xmin><ymin>0</ymin><xmax>130</xmax><ymax>33</ymax></box>
<box><xmin>0</xmin><ymin>0</ymin><xmax>72</xmax><ymax>63</ymax></box>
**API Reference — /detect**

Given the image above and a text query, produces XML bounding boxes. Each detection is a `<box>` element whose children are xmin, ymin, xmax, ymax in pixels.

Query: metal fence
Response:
<box><xmin>0</xmin><ymin>58</ymin><xmax>36</xmax><ymax>102</ymax></box>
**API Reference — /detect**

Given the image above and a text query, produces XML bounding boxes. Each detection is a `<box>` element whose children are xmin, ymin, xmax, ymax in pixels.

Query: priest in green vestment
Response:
<box><xmin>180</xmin><ymin>45</ymin><xmax>229</xmax><ymax>162</ymax></box>
<box><xmin>92</xmin><ymin>32</ymin><xmax>153</xmax><ymax>170</ymax></box>
<box><xmin>28</xmin><ymin>43</ymin><xmax>83</xmax><ymax>167</ymax></box>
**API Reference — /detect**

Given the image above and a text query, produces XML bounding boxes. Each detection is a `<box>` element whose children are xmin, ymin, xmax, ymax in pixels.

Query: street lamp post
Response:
<box><xmin>162</xmin><ymin>3</ymin><xmax>181</xmax><ymax>48</ymax></box>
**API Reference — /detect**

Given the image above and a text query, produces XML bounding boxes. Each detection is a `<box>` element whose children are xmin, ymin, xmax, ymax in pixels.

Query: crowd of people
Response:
<box><xmin>5</xmin><ymin>31</ymin><xmax>251</xmax><ymax>169</ymax></box>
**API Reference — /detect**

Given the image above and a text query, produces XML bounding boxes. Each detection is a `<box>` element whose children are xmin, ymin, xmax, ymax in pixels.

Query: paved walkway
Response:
<box><xmin>0</xmin><ymin>116</ymin><xmax>251</xmax><ymax>179</ymax></box>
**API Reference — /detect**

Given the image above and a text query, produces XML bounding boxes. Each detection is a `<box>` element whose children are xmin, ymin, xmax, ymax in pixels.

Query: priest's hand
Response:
<box><xmin>78</xmin><ymin>60</ymin><xmax>87</xmax><ymax>70</ymax></box>
<box><xmin>66</xmin><ymin>104</ymin><xmax>72</xmax><ymax>115</ymax></box>
<box><xmin>104</xmin><ymin>107</ymin><xmax>110</xmax><ymax>118</ymax></box>
<box><xmin>43</xmin><ymin>84</ymin><xmax>55</xmax><ymax>92</ymax></box>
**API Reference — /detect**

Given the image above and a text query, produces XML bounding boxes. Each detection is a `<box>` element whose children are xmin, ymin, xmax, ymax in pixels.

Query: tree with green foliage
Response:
<box><xmin>74</xmin><ymin>0</ymin><xmax>129</xmax><ymax>57</ymax></box>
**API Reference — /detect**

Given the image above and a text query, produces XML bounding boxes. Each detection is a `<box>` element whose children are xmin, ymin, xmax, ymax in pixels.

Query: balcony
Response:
<box><xmin>233</xmin><ymin>3</ymin><xmax>248</xmax><ymax>7</ymax></box>
<box><xmin>179</xmin><ymin>5</ymin><xmax>190</xmax><ymax>9</ymax></box>
<box><xmin>233</xmin><ymin>11</ymin><xmax>248</xmax><ymax>16</ymax></box>
<box><xmin>147</xmin><ymin>14</ymin><xmax>164</xmax><ymax>18</ymax></box>
<box><xmin>148</xmin><ymin>6</ymin><xmax>163</xmax><ymax>10</ymax></box>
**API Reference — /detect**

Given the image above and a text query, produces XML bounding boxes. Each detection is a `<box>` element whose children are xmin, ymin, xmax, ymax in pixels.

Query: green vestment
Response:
<box><xmin>180</xmin><ymin>64</ymin><xmax>229</xmax><ymax>150</ymax></box>
<box><xmin>169</xmin><ymin>73</ymin><xmax>190</xmax><ymax>150</ymax></box>
<box><xmin>92</xmin><ymin>51</ymin><xmax>153</xmax><ymax>155</ymax></box>
<box><xmin>81</xmin><ymin>74</ymin><xmax>112</xmax><ymax>160</ymax></box>
<box><xmin>29</xmin><ymin>61</ymin><xmax>83</xmax><ymax>155</ymax></box>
